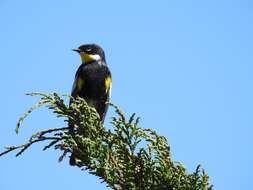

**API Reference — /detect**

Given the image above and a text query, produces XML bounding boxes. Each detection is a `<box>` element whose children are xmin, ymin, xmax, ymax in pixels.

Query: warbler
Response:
<box><xmin>69</xmin><ymin>44</ymin><xmax>112</xmax><ymax>165</ymax></box>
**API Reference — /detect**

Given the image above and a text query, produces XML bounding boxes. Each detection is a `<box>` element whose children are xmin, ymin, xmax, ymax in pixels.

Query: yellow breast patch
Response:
<box><xmin>80</xmin><ymin>52</ymin><xmax>94</xmax><ymax>63</ymax></box>
<box><xmin>105</xmin><ymin>76</ymin><xmax>112</xmax><ymax>94</ymax></box>
<box><xmin>80</xmin><ymin>52</ymin><xmax>101</xmax><ymax>63</ymax></box>
<box><xmin>76</xmin><ymin>77</ymin><xmax>84</xmax><ymax>91</ymax></box>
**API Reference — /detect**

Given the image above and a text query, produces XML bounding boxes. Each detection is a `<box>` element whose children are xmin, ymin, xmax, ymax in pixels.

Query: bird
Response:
<box><xmin>69</xmin><ymin>44</ymin><xmax>112</xmax><ymax>165</ymax></box>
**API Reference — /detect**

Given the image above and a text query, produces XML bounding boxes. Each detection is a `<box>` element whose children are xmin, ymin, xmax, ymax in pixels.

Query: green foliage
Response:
<box><xmin>0</xmin><ymin>93</ymin><xmax>213</xmax><ymax>190</ymax></box>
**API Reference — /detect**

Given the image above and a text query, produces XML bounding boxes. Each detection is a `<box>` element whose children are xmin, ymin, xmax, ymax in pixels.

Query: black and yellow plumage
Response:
<box><xmin>69</xmin><ymin>44</ymin><xmax>112</xmax><ymax>165</ymax></box>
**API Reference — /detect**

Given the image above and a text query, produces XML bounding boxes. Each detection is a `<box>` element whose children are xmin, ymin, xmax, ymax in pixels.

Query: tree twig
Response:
<box><xmin>0</xmin><ymin>137</ymin><xmax>61</xmax><ymax>157</ymax></box>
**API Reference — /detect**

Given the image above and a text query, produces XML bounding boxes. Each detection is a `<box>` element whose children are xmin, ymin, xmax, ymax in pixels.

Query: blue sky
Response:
<box><xmin>0</xmin><ymin>0</ymin><xmax>252</xmax><ymax>189</ymax></box>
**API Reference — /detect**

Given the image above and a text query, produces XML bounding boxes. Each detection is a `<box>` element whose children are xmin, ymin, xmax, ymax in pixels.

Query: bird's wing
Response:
<box><xmin>105</xmin><ymin>75</ymin><xmax>112</xmax><ymax>98</ymax></box>
<box><xmin>101</xmin><ymin>74</ymin><xmax>112</xmax><ymax>123</ymax></box>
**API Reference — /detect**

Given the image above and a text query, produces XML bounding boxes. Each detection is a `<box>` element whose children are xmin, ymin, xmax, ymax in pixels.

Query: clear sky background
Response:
<box><xmin>0</xmin><ymin>0</ymin><xmax>252</xmax><ymax>189</ymax></box>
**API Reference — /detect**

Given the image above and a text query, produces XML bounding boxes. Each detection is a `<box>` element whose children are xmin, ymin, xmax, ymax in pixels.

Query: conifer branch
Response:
<box><xmin>0</xmin><ymin>93</ymin><xmax>213</xmax><ymax>190</ymax></box>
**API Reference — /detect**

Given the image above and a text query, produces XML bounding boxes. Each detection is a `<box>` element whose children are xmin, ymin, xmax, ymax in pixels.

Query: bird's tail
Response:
<box><xmin>68</xmin><ymin>118</ymin><xmax>76</xmax><ymax>166</ymax></box>
<box><xmin>69</xmin><ymin>153</ymin><xmax>76</xmax><ymax>166</ymax></box>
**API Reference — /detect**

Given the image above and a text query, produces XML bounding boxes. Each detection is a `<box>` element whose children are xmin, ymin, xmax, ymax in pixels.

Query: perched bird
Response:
<box><xmin>71</xmin><ymin>44</ymin><xmax>112</xmax><ymax>123</ymax></box>
<box><xmin>69</xmin><ymin>44</ymin><xmax>112</xmax><ymax>165</ymax></box>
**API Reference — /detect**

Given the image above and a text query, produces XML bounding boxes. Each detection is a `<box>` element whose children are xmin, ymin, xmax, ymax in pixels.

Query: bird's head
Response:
<box><xmin>73</xmin><ymin>44</ymin><xmax>106</xmax><ymax>63</ymax></box>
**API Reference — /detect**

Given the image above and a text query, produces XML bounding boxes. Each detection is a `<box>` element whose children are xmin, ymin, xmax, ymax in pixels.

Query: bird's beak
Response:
<box><xmin>72</xmin><ymin>48</ymin><xmax>81</xmax><ymax>53</ymax></box>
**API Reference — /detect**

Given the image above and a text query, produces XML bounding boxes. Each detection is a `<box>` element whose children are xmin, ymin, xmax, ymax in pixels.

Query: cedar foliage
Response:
<box><xmin>0</xmin><ymin>93</ymin><xmax>213</xmax><ymax>190</ymax></box>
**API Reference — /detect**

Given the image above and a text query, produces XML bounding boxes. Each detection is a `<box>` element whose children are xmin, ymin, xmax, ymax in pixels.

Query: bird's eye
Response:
<box><xmin>86</xmin><ymin>48</ymin><xmax>92</xmax><ymax>52</ymax></box>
